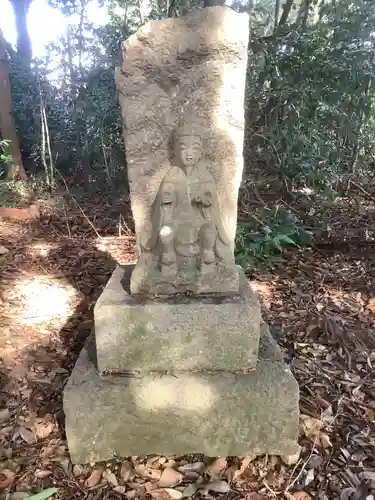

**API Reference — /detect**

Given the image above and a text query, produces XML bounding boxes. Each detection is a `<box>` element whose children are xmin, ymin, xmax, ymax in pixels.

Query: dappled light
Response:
<box><xmin>14</xmin><ymin>278</ymin><xmax>76</xmax><ymax>325</ymax></box>
<box><xmin>251</xmin><ymin>280</ymin><xmax>275</xmax><ymax>309</ymax></box>
<box><xmin>1</xmin><ymin>0</ymin><xmax>375</xmax><ymax>495</ymax></box>
<box><xmin>27</xmin><ymin>241</ymin><xmax>60</xmax><ymax>258</ymax></box>
<box><xmin>132</xmin><ymin>377</ymin><xmax>218</xmax><ymax>412</ymax></box>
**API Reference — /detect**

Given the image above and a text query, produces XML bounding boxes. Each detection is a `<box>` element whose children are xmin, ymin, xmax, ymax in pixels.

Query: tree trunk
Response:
<box><xmin>274</xmin><ymin>0</ymin><xmax>281</xmax><ymax>32</ymax></box>
<box><xmin>10</xmin><ymin>0</ymin><xmax>32</xmax><ymax>62</ymax></box>
<box><xmin>0</xmin><ymin>29</ymin><xmax>27</xmax><ymax>180</ymax></box>
<box><xmin>278</xmin><ymin>0</ymin><xmax>295</xmax><ymax>27</ymax></box>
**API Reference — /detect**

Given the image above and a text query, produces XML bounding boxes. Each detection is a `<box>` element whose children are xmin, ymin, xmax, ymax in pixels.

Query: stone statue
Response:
<box><xmin>131</xmin><ymin>123</ymin><xmax>239</xmax><ymax>295</ymax></box>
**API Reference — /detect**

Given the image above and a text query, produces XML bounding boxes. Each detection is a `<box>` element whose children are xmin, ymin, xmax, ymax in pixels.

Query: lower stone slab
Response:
<box><xmin>64</xmin><ymin>331</ymin><xmax>300</xmax><ymax>464</ymax></box>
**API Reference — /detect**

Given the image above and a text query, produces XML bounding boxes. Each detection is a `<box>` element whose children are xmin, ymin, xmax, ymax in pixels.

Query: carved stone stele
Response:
<box><xmin>116</xmin><ymin>7</ymin><xmax>249</xmax><ymax>295</ymax></box>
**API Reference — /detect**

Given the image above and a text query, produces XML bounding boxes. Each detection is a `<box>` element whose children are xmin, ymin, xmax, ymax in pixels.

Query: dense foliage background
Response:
<box><xmin>1</xmin><ymin>0</ymin><xmax>375</xmax><ymax>266</ymax></box>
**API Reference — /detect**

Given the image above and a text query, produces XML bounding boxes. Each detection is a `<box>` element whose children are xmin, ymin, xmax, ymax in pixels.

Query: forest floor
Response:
<box><xmin>0</xmin><ymin>181</ymin><xmax>375</xmax><ymax>500</ymax></box>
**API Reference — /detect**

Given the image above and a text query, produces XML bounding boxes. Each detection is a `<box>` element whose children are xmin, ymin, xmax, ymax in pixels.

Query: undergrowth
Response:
<box><xmin>235</xmin><ymin>205</ymin><xmax>313</xmax><ymax>271</ymax></box>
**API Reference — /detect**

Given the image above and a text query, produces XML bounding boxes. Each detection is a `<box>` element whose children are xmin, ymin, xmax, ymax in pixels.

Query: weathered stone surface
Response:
<box><xmin>259</xmin><ymin>321</ymin><xmax>283</xmax><ymax>361</ymax></box>
<box><xmin>64</xmin><ymin>332</ymin><xmax>300</xmax><ymax>464</ymax></box>
<box><xmin>94</xmin><ymin>264</ymin><xmax>261</xmax><ymax>374</ymax></box>
<box><xmin>115</xmin><ymin>7</ymin><xmax>248</xmax><ymax>295</ymax></box>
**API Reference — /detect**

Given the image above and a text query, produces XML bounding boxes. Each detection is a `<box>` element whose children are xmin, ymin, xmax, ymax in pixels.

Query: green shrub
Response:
<box><xmin>235</xmin><ymin>206</ymin><xmax>313</xmax><ymax>271</ymax></box>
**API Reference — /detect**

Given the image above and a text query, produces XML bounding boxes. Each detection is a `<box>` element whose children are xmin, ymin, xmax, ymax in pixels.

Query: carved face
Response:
<box><xmin>178</xmin><ymin>134</ymin><xmax>202</xmax><ymax>167</ymax></box>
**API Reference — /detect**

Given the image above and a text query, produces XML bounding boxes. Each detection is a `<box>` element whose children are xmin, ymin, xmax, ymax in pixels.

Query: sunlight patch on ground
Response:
<box><xmin>15</xmin><ymin>278</ymin><xmax>76</xmax><ymax>325</ymax></box>
<box><xmin>95</xmin><ymin>236</ymin><xmax>137</xmax><ymax>264</ymax></box>
<box><xmin>27</xmin><ymin>241</ymin><xmax>60</xmax><ymax>258</ymax></box>
<box><xmin>251</xmin><ymin>280</ymin><xmax>274</xmax><ymax>309</ymax></box>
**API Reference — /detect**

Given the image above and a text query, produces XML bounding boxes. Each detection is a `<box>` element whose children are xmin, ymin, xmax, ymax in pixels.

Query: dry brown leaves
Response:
<box><xmin>2</xmin><ymin>189</ymin><xmax>375</xmax><ymax>500</ymax></box>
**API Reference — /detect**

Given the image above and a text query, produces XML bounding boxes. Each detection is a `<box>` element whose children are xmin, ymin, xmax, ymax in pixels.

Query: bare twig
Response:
<box><xmin>285</xmin><ymin>437</ymin><xmax>317</xmax><ymax>492</ymax></box>
<box><xmin>348</xmin><ymin>179</ymin><xmax>375</xmax><ymax>204</ymax></box>
<box><xmin>53</xmin><ymin>168</ymin><xmax>102</xmax><ymax>239</ymax></box>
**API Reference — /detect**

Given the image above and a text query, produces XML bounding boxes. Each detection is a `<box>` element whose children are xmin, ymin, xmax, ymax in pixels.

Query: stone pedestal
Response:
<box><xmin>95</xmin><ymin>265</ymin><xmax>261</xmax><ymax>374</ymax></box>
<box><xmin>64</xmin><ymin>321</ymin><xmax>300</xmax><ymax>464</ymax></box>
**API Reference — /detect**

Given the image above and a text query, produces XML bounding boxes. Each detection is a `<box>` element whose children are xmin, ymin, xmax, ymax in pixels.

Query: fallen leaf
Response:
<box><xmin>178</xmin><ymin>462</ymin><xmax>204</xmax><ymax>473</ymax></box>
<box><xmin>281</xmin><ymin>452</ymin><xmax>301</xmax><ymax>466</ymax></box>
<box><xmin>57</xmin><ymin>457</ymin><xmax>72</xmax><ymax>477</ymax></box>
<box><xmin>307</xmin><ymin>455</ymin><xmax>323</xmax><ymax>469</ymax></box>
<box><xmin>367</xmin><ymin>298</ymin><xmax>375</xmax><ymax>312</ymax></box>
<box><xmin>293</xmin><ymin>492</ymin><xmax>312</xmax><ymax>500</ymax></box>
<box><xmin>73</xmin><ymin>464</ymin><xmax>84</xmax><ymax>477</ymax></box>
<box><xmin>11</xmin><ymin>364</ymin><xmax>28</xmax><ymax>379</ymax></box>
<box><xmin>120</xmin><ymin>460</ymin><xmax>134</xmax><ymax>482</ymax></box>
<box><xmin>0</xmin><ymin>245</ymin><xmax>9</xmax><ymax>255</ymax></box>
<box><xmin>159</xmin><ymin>468</ymin><xmax>183</xmax><ymax>487</ymax></box>
<box><xmin>183</xmin><ymin>471</ymin><xmax>200</xmax><ymax>481</ymax></box>
<box><xmin>163</xmin><ymin>488</ymin><xmax>183</xmax><ymax>500</ymax></box>
<box><xmin>244</xmin><ymin>494</ymin><xmax>267</xmax><ymax>500</ymax></box>
<box><xmin>85</xmin><ymin>467</ymin><xmax>104</xmax><ymax>487</ymax></box>
<box><xmin>300</xmin><ymin>415</ymin><xmax>331</xmax><ymax>447</ymax></box>
<box><xmin>233</xmin><ymin>456</ymin><xmax>254</xmax><ymax>480</ymax></box>
<box><xmin>144</xmin><ymin>481</ymin><xmax>157</xmax><ymax>493</ymax></box>
<box><xmin>182</xmin><ymin>484</ymin><xmax>199</xmax><ymax>498</ymax></box>
<box><xmin>104</xmin><ymin>469</ymin><xmax>118</xmax><ymax>486</ymax></box>
<box><xmin>319</xmin><ymin>432</ymin><xmax>332</xmax><ymax>448</ymax></box>
<box><xmin>0</xmin><ymin>469</ymin><xmax>15</xmax><ymax>488</ymax></box>
<box><xmin>222</xmin><ymin>465</ymin><xmax>236</xmax><ymax>482</ymax></box>
<box><xmin>125</xmin><ymin>489</ymin><xmax>137</xmax><ymax>499</ymax></box>
<box><xmin>35</xmin><ymin>470</ymin><xmax>52</xmax><ymax>478</ymax></box>
<box><xmin>151</xmin><ymin>488</ymin><xmax>183</xmax><ymax>500</ymax></box>
<box><xmin>202</xmin><ymin>480</ymin><xmax>230</xmax><ymax>493</ymax></box>
<box><xmin>135</xmin><ymin>465</ymin><xmax>162</xmax><ymax>481</ymax></box>
<box><xmin>24</xmin><ymin>488</ymin><xmax>58</xmax><ymax>500</ymax></box>
<box><xmin>205</xmin><ymin>457</ymin><xmax>227</xmax><ymax>476</ymax></box>
<box><xmin>114</xmin><ymin>486</ymin><xmax>127</xmax><ymax>495</ymax></box>
<box><xmin>9</xmin><ymin>493</ymin><xmax>29</xmax><ymax>500</ymax></box>
<box><xmin>304</xmin><ymin>468</ymin><xmax>314</xmax><ymax>486</ymax></box>
<box><xmin>0</xmin><ymin>408</ymin><xmax>10</xmax><ymax>423</ymax></box>
<box><xmin>34</xmin><ymin>420</ymin><xmax>55</xmax><ymax>439</ymax></box>
<box><xmin>17</xmin><ymin>426</ymin><xmax>36</xmax><ymax>444</ymax></box>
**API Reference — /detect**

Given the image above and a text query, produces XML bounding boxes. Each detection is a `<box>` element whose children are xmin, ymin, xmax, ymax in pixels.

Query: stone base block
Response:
<box><xmin>64</xmin><ymin>329</ymin><xmax>300</xmax><ymax>464</ymax></box>
<box><xmin>130</xmin><ymin>253</ymin><xmax>240</xmax><ymax>296</ymax></box>
<box><xmin>94</xmin><ymin>265</ymin><xmax>261</xmax><ymax>374</ymax></box>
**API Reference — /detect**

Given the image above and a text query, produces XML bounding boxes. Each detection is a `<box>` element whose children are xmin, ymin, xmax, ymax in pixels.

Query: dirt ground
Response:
<box><xmin>0</xmin><ymin>190</ymin><xmax>374</xmax><ymax>500</ymax></box>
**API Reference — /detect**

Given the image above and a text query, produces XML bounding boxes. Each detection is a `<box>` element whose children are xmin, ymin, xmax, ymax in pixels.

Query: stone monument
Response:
<box><xmin>63</xmin><ymin>6</ymin><xmax>300</xmax><ymax>464</ymax></box>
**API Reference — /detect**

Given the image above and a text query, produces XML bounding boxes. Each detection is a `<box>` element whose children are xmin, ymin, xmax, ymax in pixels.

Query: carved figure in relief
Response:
<box><xmin>142</xmin><ymin>123</ymin><xmax>233</xmax><ymax>281</ymax></box>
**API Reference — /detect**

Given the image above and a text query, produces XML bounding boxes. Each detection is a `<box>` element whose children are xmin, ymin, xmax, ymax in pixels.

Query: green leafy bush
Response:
<box><xmin>235</xmin><ymin>206</ymin><xmax>313</xmax><ymax>270</ymax></box>
<box><xmin>0</xmin><ymin>140</ymin><xmax>12</xmax><ymax>178</ymax></box>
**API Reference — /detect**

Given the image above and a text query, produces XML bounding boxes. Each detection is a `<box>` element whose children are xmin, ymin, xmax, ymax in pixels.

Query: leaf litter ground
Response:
<box><xmin>0</xmin><ymin>191</ymin><xmax>374</xmax><ymax>500</ymax></box>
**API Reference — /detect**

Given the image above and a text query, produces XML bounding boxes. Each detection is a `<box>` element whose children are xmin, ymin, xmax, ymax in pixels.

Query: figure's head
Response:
<box><xmin>174</xmin><ymin>123</ymin><xmax>204</xmax><ymax>167</ymax></box>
